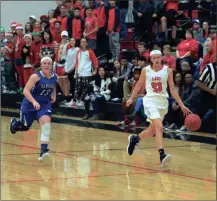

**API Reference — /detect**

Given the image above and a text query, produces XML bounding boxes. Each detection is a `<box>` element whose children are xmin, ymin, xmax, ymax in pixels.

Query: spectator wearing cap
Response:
<box><xmin>30</xmin><ymin>30</ymin><xmax>42</xmax><ymax>72</ymax></box>
<box><xmin>13</xmin><ymin>24</ymin><xmax>26</xmax><ymax>93</ymax></box>
<box><xmin>54</xmin><ymin>31</ymin><xmax>70</xmax><ymax>103</ymax></box>
<box><xmin>10</xmin><ymin>22</ymin><xmax>17</xmax><ymax>36</ymax></box>
<box><xmin>107</xmin><ymin>0</ymin><xmax>120</xmax><ymax>61</ymax></box>
<box><xmin>67</xmin><ymin>7</ymin><xmax>84</xmax><ymax>47</ymax></box>
<box><xmin>52</xmin><ymin>20</ymin><xmax>62</xmax><ymax>43</ymax></box>
<box><xmin>29</xmin><ymin>15</ymin><xmax>37</xmax><ymax>27</ymax></box>
<box><xmin>22</xmin><ymin>34</ymin><xmax>33</xmax><ymax>85</ymax></box>
<box><xmin>2</xmin><ymin>32</ymin><xmax>17</xmax><ymax>94</ymax></box>
<box><xmin>162</xmin><ymin>45</ymin><xmax>176</xmax><ymax>71</ymax></box>
<box><xmin>57</xmin><ymin>4</ymin><xmax>69</xmax><ymax>32</ymax></box>
<box><xmin>84</xmin><ymin>7</ymin><xmax>99</xmax><ymax>50</ymax></box>
<box><xmin>48</xmin><ymin>10</ymin><xmax>57</xmax><ymax>33</ymax></box>
<box><xmin>25</xmin><ymin>22</ymin><xmax>33</xmax><ymax>34</ymax></box>
<box><xmin>176</xmin><ymin>29</ymin><xmax>199</xmax><ymax>70</ymax></box>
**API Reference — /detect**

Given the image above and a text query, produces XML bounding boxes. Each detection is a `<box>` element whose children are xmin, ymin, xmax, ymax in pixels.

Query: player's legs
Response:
<box><xmin>38</xmin><ymin>115</ymin><xmax>51</xmax><ymax>161</ymax></box>
<box><xmin>9</xmin><ymin>110</ymin><xmax>35</xmax><ymax>134</ymax></box>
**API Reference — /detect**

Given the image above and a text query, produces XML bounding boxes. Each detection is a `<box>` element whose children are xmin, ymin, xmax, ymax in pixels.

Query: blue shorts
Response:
<box><xmin>20</xmin><ymin>103</ymin><xmax>52</xmax><ymax>128</ymax></box>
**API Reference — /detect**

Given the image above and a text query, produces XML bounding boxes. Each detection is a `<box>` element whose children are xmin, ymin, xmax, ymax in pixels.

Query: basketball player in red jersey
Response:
<box><xmin>126</xmin><ymin>50</ymin><xmax>191</xmax><ymax>167</ymax></box>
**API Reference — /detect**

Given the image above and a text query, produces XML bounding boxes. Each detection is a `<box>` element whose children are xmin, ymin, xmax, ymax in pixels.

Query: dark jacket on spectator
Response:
<box><xmin>67</xmin><ymin>16</ymin><xmax>84</xmax><ymax>39</ymax></box>
<box><xmin>133</xmin><ymin>0</ymin><xmax>153</xmax><ymax>15</ymax></box>
<box><xmin>107</xmin><ymin>5</ymin><xmax>120</xmax><ymax>32</ymax></box>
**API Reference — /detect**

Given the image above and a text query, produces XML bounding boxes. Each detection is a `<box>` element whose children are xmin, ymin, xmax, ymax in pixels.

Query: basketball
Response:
<box><xmin>184</xmin><ymin>114</ymin><xmax>201</xmax><ymax>131</ymax></box>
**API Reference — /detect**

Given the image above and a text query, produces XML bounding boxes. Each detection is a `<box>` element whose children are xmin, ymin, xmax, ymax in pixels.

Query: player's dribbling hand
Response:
<box><xmin>126</xmin><ymin>98</ymin><xmax>133</xmax><ymax>107</ymax></box>
<box><xmin>33</xmin><ymin>101</ymin><xmax>40</xmax><ymax>110</ymax></box>
<box><xmin>181</xmin><ymin>105</ymin><xmax>192</xmax><ymax>116</ymax></box>
<box><xmin>50</xmin><ymin>96</ymin><xmax>56</xmax><ymax>103</ymax></box>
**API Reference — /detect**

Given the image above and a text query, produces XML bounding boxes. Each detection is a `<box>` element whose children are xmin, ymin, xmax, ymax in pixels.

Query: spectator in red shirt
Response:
<box><xmin>14</xmin><ymin>24</ymin><xmax>26</xmax><ymax>93</ymax></box>
<box><xmin>162</xmin><ymin>45</ymin><xmax>176</xmax><ymax>71</ymax></box>
<box><xmin>3</xmin><ymin>32</ymin><xmax>17</xmax><ymax>93</ymax></box>
<box><xmin>107</xmin><ymin>0</ymin><xmax>120</xmax><ymax>61</ymax></box>
<box><xmin>33</xmin><ymin>21</ymin><xmax>41</xmax><ymax>32</ymax></box>
<box><xmin>137</xmin><ymin>42</ymin><xmax>150</xmax><ymax>62</ymax></box>
<box><xmin>74</xmin><ymin>0</ymin><xmax>85</xmax><ymax>19</ymax></box>
<box><xmin>57</xmin><ymin>4</ymin><xmax>69</xmax><ymax>31</ymax></box>
<box><xmin>48</xmin><ymin>10</ymin><xmax>57</xmax><ymax>33</ymax></box>
<box><xmin>30</xmin><ymin>30</ymin><xmax>42</xmax><ymax>71</ymax></box>
<box><xmin>84</xmin><ymin>7</ymin><xmax>99</xmax><ymax>50</ymax></box>
<box><xmin>200</xmin><ymin>39</ymin><xmax>216</xmax><ymax>73</ymax></box>
<box><xmin>67</xmin><ymin>8</ymin><xmax>84</xmax><ymax>47</ymax></box>
<box><xmin>52</xmin><ymin>20</ymin><xmax>62</xmax><ymax>43</ymax></box>
<box><xmin>176</xmin><ymin>30</ymin><xmax>199</xmax><ymax>70</ymax></box>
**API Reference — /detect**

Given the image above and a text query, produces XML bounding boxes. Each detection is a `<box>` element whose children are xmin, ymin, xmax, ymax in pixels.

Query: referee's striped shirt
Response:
<box><xmin>198</xmin><ymin>62</ymin><xmax>217</xmax><ymax>89</ymax></box>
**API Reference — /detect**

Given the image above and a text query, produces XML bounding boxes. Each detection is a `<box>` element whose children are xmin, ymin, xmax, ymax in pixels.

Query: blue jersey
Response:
<box><xmin>22</xmin><ymin>71</ymin><xmax>57</xmax><ymax>107</ymax></box>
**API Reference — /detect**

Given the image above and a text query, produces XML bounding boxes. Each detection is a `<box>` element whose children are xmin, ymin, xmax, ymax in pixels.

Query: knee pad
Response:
<box><xmin>40</xmin><ymin>123</ymin><xmax>51</xmax><ymax>142</ymax></box>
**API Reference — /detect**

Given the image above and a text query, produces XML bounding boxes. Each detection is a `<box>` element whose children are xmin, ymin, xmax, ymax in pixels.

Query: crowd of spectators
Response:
<box><xmin>0</xmin><ymin>0</ymin><xmax>216</xmax><ymax>133</ymax></box>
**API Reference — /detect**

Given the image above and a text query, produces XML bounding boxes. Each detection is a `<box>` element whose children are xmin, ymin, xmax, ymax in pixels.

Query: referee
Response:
<box><xmin>196</xmin><ymin>62</ymin><xmax>216</xmax><ymax>132</ymax></box>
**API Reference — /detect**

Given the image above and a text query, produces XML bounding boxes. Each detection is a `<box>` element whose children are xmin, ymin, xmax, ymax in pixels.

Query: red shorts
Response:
<box><xmin>56</xmin><ymin>66</ymin><xmax>66</xmax><ymax>77</ymax></box>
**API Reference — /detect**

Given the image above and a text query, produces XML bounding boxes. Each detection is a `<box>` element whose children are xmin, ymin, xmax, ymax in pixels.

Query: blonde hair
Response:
<box><xmin>163</xmin><ymin>45</ymin><xmax>171</xmax><ymax>51</ymax></box>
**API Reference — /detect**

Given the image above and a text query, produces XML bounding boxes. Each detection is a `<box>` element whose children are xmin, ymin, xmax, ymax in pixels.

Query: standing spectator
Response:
<box><xmin>83</xmin><ymin>67</ymin><xmax>112</xmax><ymax>120</ymax></box>
<box><xmin>14</xmin><ymin>24</ymin><xmax>26</xmax><ymax>93</ymax></box>
<box><xmin>74</xmin><ymin>0</ymin><xmax>85</xmax><ymax>19</ymax></box>
<box><xmin>95</xmin><ymin>0</ymin><xmax>110</xmax><ymax>57</ymax></box>
<box><xmin>73</xmin><ymin>38</ymin><xmax>98</xmax><ymax>107</ymax></box>
<box><xmin>132</xmin><ymin>0</ymin><xmax>153</xmax><ymax>43</ymax></box>
<box><xmin>55</xmin><ymin>31</ymin><xmax>70</xmax><ymax>104</ymax></box>
<box><xmin>57</xmin><ymin>4</ymin><xmax>69</xmax><ymax>31</ymax></box>
<box><xmin>107</xmin><ymin>0</ymin><xmax>120</xmax><ymax>61</ymax></box>
<box><xmin>33</xmin><ymin>21</ymin><xmax>41</xmax><ymax>32</ymax></box>
<box><xmin>196</xmin><ymin>62</ymin><xmax>216</xmax><ymax>132</ymax></box>
<box><xmin>67</xmin><ymin>8</ymin><xmax>84</xmax><ymax>47</ymax></box>
<box><xmin>22</xmin><ymin>34</ymin><xmax>33</xmax><ymax>85</ymax></box>
<box><xmin>176</xmin><ymin>30</ymin><xmax>199</xmax><ymax>70</ymax></box>
<box><xmin>10</xmin><ymin>22</ymin><xmax>17</xmax><ymax>36</ymax></box>
<box><xmin>65</xmin><ymin>37</ymin><xmax>80</xmax><ymax>107</ymax></box>
<box><xmin>31</xmin><ymin>30</ymin><xmax>42</xmax><ymax>72</ymax></box>
<box><xmin>40</xmin><ymin>30</ymin><xmax>56</xmax><ymax>61</ymax></box>
<box><xmin>48</xmin><ymin>9</ymin><xmax>57</xmax><ymax>33</ymax></box>
<box><xmin>2</xmin><ymin>32</ymin><xmax>17</xmax><ymax>94</ymax></box>
<box><xmin>25</xmin><ymin>22</ymin><xmax>33</xmax><ymax>34</ymax></box>
<box><xmin>52</xmin><ymin>20</ymin><xmax>62</xmax><ymax>44</ymax></box>
<box><xmin>162</xmin><ymin>45</ymin><xmax>176</xmax><ymax>71</ymax></box>
<box><xmin>29</xmin><ymin>15</ymin><xmax>37</xmax><ymax>27</ymax></box>
<box><xmin>84</xmin><ymin>7</ymin><xmax>99</xmax><ymax>50</ymax></box>
<box><xmin>40</xmin><ymin>18</ymin><xmax>50</xmax><ymax>34</ymax></box>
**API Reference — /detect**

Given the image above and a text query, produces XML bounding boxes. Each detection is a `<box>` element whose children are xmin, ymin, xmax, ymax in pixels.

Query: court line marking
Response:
<box><xmin>0</xmin><ymin>144</ymin><xmax>213</xmax><ymax>157</ymax></box>
<box><xmin>1</xmin><ymin>141</ymin><xmax>216</xmax><ymax>183</ymax></box>
<box><xmin>0</xmin><ymin>171</ymin><xmax>156</xmax><ymax>184</ymax></box>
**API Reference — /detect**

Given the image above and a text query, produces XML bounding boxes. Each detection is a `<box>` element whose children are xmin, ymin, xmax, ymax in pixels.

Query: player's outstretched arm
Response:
<box><xmin>23</xmin><ymin>74</ymin><xmax>41</xmax><ymax>109</ymax></box>
<box><xmin>126</xmin><ymin>68</ymin><xmax>146</xmax><ymax>107</ymax></box>
<box><xmin>167</xmin><ymin>68</ymin><xmax>192</xmax><ymax>116</ymax></box>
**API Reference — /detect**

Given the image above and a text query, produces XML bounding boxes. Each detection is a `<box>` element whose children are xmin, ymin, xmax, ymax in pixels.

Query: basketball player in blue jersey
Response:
<box><xmin>126</xmin><ymin>50</ymin><xmax>192</xmax><ymax>167</ymax></box>
<box><xmin>9</xmin><ymin>56</ymin><xmax>57</xmax><ymax>161</ymax></box>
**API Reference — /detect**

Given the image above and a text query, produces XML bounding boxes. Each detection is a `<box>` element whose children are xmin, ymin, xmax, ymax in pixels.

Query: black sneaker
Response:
<box><xmin>160</xmin><ymin>154</ymin><xmax>171</xmax><ymax>168</ymax></box>
<box><xmin>38</xmin><ymin>149</ymin><xmax>50</xmax><ymax>161</ymax></box>
<box><xmin>127</xmin><ymin>135</ymin><xmax>139</xmax><ymax>155</ymax></box>
<box><xmin>9</xmin><ymin>118</ymin><xmax>17</xmax><ymax>134</ymax></box>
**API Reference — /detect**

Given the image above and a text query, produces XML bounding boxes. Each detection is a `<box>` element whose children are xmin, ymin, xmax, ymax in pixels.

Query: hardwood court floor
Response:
<box><xmin>1</xmin><ymin>116</ymin><xmax>216</xmax><ymax>200</ymax></box>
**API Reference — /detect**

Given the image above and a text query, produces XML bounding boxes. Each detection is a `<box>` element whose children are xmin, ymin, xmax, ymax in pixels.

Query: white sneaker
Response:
<box><xmin>38</xmin><ymin>151</ymin><xmax>49</xmax><ymax>161</ymax></box>
<box><xmin>176</xmin><ymin>126</ymin><xmax>188</xmax><ymax>132</ymax></box>
<box><xmin>160</xmin><ymin>154</ymin><xmax>171</xmax><ymax>168</ymax></box>
<box><xmin>76</xmin><ymin>100</ymin><xmax>84</xmax><ymax>107</ymax></box>
<box><xmin>2</xmin><ymin>89</ymin><xmax>9</xmax><ymax>94</ymax></box>
<box><xmin>9</xmin><ymin>90</ymin><xmax>17</xmax><ymax>94</ymax></box>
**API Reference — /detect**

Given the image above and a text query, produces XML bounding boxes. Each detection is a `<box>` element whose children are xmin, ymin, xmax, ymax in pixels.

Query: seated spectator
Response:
<box><xmin>196</xmin><ymin>62</ymin><xmax>216</xmax><ymax>133</ymax></box>
<box><xmin>202</xmin><ymin>21</ymin><xmax>211</xmax><ymax>40</ymax></box>
<box><xmin>138</xmin><ymin>42</ymin><xmax>150</xmax><ymax>62</ymax></box>
<box><xmin>180</xmin><ymin>60</ymin><xmax>192</xmax><ymax>75</ymax></box>
<box><xmin>176</xmin><ymin>29</ymin><xmax>199</xmax><ymax>70</ymax></box>
<box><xmin>29</xmin><ymin>15</ymin><xmax>37</xmax><ymax>27</ymax></box>
<box><xmin>119</xmin><ymin>66</ymin><xmax>145</xmax><ymax>126</ymax></box>
<box><xmin>162</xmin><ymin>45</ymin><xmax>176</xmax><ymax>71</ymax></box>
<box><xmin>165</xmin><ymin>72</ymin><xmax>200</xmax><ymax>131</ymax></box>
<box><xmin>200</xmin><ymin>39</ymin><xmax>216</xmax><ymax>73</ymax></box>
<box><xmin>83</xmin><ymin>66</ymin><xmax>111</xmax><ymax>120</ymax></box>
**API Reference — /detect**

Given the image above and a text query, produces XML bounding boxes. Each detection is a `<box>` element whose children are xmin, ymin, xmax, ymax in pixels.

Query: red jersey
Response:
<box><xmin>85</xmin><ymin>16</ymin><xmax>98</xmax><ymax>40</ymax></box>
<box><xmin>177</xmin><ymin>39</ymin><xmax>199</xmax><ymax>59</ymax></box>
<box><xmin>13</xmin><ymin>35</ymin><xmax>26</xmax><ymax>59</ymax></box>
<box><xmin>162</xmin><ymin>55</ymin><xmax>176</xmax><ymax>70</ymax></box>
